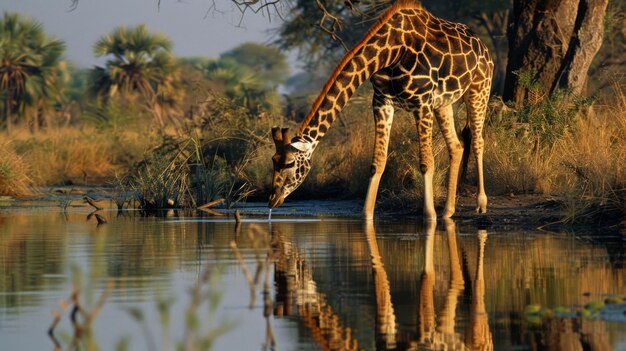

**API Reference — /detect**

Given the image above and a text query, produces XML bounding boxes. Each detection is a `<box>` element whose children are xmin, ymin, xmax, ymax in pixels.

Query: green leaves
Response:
<box><xmin>91</xmin><ymin>25</ymin><xmax>179</xmax><ymax>127</ymax></box>
<box><xmin>0</xmin><ymin>11</ymin><xmax>66</xmax><ymax>129</ymax></box>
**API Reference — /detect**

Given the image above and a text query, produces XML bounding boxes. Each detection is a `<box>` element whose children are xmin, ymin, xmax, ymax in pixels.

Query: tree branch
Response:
<box><xmin>315</xmin><ymin>0</ymin><xmax>349</xmax><ymax>52</ymax></box>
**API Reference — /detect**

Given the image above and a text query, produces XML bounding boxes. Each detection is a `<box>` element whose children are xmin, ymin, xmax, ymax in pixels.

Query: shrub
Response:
<box><xmin>484</xmin><ymin>91</ymin><xmax>593</xmax><ymax>195</ymax></box>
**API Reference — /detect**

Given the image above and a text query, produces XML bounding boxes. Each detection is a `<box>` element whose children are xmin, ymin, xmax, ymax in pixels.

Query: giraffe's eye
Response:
<box><xmin>284</xmin><ymin>161</ymin><xmax>296</xmax><ymax>168</ymax></box>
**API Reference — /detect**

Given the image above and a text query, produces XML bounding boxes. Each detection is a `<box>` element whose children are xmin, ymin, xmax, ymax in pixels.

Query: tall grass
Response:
<box><xmin>0</xmin><ymin>140</ymin><xmax>32</xmax><ymax>196</ymax></box>
<box><xmin>3</xmin><ymin>126</ymin><xmax>158</xmax><ymax>187</ymax></box>
<box><xmin>557</xmin><ymin>85</ymin><xmax>626</xmax><ymax>223</ymax></box>
<box><xmin>483</xmin><ymin>85</ymin><xmax>625</xmax><ymax>223</ymax></box>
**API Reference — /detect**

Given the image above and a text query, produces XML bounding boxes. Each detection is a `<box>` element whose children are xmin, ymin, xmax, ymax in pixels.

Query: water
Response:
<box><xmin>1</xmin><ymin>203</ymin><xmax>625</xmax><ymax>350</ymax></box>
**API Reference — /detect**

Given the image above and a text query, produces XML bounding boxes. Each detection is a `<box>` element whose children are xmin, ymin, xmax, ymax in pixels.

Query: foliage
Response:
<box><xmin>121</xmin><ymin>93</ymin><xmax>266</xmax><ymax>210</ymax></box>
<box><xmin>91</xmin><ymin>24</ymin><xmax>181</xmax><ymax>127</ymax></box>
<box><xmin>423</xmin><ymin>0</ymin><xmax>511</xmax><ymax>22</ymax></box>
<box><xmin>120</xmin><ymin>136</ymin><xmax>234</xmax><ymax>209</ymax></box>
<box><xmin>81</xmin><ymin>100</ymin><xmax>139</xmax><ymax>132</ymax></box>
<box><xmin>187</xmin><ymin>43</ymin><xmax>286</xmax><ymax>116</ymax></box>
<box><xmin>220</xmin><ymin>42</ymin><xmax>290</xmax><ymax>87</ymax></box>
<box><xmin>0</xmin><ymin>11</ymin><xmax>67</xmax><ymax>131</ymax></box>
<box><xmin>276</xmin><ymin>0</ymin><xmax>388</xmax><ymax>67</ymax></box>
<box><xmin>66</xmin><ymin>64</ymin><xmax>91</xmax><ymax>104</ymax></box>
<box><xmin>276</xmin><ymin>0</ymin><xmax>510</xmax><ymax>69</ymax></box>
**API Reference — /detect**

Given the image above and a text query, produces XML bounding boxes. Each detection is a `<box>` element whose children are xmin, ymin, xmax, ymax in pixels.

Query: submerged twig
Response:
<box><xmin>84</xmin><ymin>196</ymin><xmax>103</xmax><ymax>211</ymax></box>
<box><xmin>95</xmin><ymin>214</ymin><xmax>107</xmax><ymax>225</ymax></box>
<box><xmin>47</xmin><ymin>310</ymin><xmax>62</xmax><ymax>351</ymax></box>
<box><xmin>198</xmin><ymin>198</ymin><xmax>225</xmax><ymax>209</ymax></box>
<box><xmin>199</xmin><ymin>207</ymin><xmax>227</xmax><ymax>217</ymax></box>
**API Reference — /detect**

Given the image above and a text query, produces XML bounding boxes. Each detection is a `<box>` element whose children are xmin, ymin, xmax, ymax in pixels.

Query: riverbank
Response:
<box><xmin>3</xmin><ymin>187</ymin><xmax>623</xmax><ymax>236</ymax></box>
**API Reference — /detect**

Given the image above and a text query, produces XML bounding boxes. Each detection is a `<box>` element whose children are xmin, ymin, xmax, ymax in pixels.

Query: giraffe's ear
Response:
<box><xmin>289</xmin><ymin>136</ymin><xmax>312</xmax><ymax>152</ymax></box>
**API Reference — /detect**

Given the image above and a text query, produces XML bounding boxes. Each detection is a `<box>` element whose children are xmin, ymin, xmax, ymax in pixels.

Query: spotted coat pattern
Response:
<box><xmin>269</xmin><ymin>0</ymin><xmax>493</xmax><ymax>220</ymax></box>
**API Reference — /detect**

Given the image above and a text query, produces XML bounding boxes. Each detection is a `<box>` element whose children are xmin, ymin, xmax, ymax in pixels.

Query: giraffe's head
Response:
<box><xmin>268</xmin><ymin>127</ymin><xmax>313</xmax><ymax>208</ymax></box>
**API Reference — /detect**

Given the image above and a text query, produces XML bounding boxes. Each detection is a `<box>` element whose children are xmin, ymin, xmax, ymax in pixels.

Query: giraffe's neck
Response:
<box><xmin>295</xmin><ymin>1</ymin><xmax>424</xmax><ymax>148</ymax></box>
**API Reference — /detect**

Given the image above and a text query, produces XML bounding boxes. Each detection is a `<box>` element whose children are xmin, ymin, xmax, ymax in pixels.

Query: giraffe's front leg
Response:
<box><xmin>415</xmin><ymin>108</ymin><xmax>437</xmax><ymax>221</ymax></box>
<box><xmin>363</xmin><ymin>97</ymin><xmax>394</xmax><ymax>220</ymax></box>
<box><xmin>435</xmin><ymin>105</ymin><xmax>463</xmax><ymax>218</ymax></box>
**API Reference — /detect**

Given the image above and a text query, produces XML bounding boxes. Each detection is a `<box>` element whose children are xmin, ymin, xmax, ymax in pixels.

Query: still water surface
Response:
<box><xmin>1</xmin><ymin>203</ymin><xmax>625</xmax><ymax>350</ymax></box>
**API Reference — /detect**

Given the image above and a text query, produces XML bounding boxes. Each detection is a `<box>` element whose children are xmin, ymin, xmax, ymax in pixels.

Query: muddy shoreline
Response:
<box><xmin>1</xmin><ymin>187</ymin><xmax>623</xmax><ymax>235</ymax></box>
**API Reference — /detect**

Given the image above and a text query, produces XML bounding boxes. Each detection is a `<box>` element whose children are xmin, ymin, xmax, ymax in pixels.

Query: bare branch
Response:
<box><xmin>315</xmin><ymin>0</ymin><xmax>349</xmax><ymax>52</ymax></box>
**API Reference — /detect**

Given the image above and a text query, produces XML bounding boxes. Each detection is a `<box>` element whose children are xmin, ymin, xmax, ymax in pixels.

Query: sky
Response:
<box><xmin>2</xmin><ymin>0</ymin><xmax>283</xmax><ymax>67</ymax></box>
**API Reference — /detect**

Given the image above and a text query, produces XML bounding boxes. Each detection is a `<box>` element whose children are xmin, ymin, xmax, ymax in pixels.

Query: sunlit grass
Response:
<box><xmin>0</xmin><ymin>140</ymin><xmax>32</xmax><ymax>196</ymax></box>
<box><xmin>2</xmin><ymin>85</ymin><xmax>624</xmax><ymax>223</ymax></box>
<box><xmin>1</xmin><ymin>125</ymin><xmax>159</xmax><ymax>188</ymax></box>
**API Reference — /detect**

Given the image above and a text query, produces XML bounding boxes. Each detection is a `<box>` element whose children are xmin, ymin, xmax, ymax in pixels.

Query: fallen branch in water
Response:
<box><xmin>199</xmin><ymin>207</ymin><xmax>227</xmax><ymax>217</ymax></box>
<box><xmin>198</xmin><ymin>198</ymin><xmax>225</xmax><ymax>209</ymax></box>
<box><xmin>83</xmin><ymin>196</ymin><xmax>103</xmax><ymax>211</ymax></box>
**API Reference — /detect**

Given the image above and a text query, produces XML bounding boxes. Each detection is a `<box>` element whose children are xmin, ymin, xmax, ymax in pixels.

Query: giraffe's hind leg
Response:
<box><xmin>363</xmin><ymin>95</ymin><xmax>394</xmax><ymax>220</ymax></box>
<box><xmin>414</xmin><ymin>106</ymin><xmax>437</xmax><ymax>221</ymax></box>
<box><xmin>435</xmin><ymin>104</ymin><xmax>463</xmax><ymax>218</ymax></box>
<box><xmin>464</xmin><ymin>84</ymin><xmax>490</xmax><ymax>214</ymax></box>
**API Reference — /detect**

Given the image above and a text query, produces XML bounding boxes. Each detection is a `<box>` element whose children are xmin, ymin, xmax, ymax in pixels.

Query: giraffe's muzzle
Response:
<box><xmin>268</xmin><ymin>193</ymin><xmax>285</xmax><ymax>208</ymax></box>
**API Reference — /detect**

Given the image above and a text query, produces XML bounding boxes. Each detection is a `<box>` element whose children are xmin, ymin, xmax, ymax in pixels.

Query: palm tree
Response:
<box><xmin>91</xmin><ymin>25</ymin><xmax>180</xmax><ymax>127</ymax></box>
<box><xmin>0</xmin><ymin>12</ymin><xmax>66</xmax><ymax>133</ymax></box>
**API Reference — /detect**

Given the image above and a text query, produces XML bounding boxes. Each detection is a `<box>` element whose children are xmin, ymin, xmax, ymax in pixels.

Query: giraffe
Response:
<box><xmin>269</xmin><ymin>0</ymin><xmax>493</xmax><ymax>220</ymax></box>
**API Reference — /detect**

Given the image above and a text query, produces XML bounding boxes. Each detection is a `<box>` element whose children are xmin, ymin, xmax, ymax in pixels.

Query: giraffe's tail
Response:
<box><xmin>459</xmin><ymin>122</ymin><xmax>472</xmax><ymax>188</ymax></box>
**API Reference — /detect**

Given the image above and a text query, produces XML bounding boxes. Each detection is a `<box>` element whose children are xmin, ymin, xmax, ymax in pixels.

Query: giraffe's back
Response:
<box><xmin>370</xmin><ymin>7</ymin><xmax>493</xmax><ymax>111</ymax></box>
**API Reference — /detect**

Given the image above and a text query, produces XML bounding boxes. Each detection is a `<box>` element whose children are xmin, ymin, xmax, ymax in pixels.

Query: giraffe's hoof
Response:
<box><xmin>476</xmin><ymin>194</ymin><xmax>488</xmax><ymax>214</ymax></box>
<box><xmin>423</xmin><ymin>212</ymin><xmax>437</xmax><ymax>222</ymax></box>
<box><xmin>442</xmin><ymin>209</ymin><xmax>455</xmax><ymax>218</ymax></box>
<box><xmin>474</xmin><ymin>206</ymin><xmax>487</xmax><ymax>214</ymax></box>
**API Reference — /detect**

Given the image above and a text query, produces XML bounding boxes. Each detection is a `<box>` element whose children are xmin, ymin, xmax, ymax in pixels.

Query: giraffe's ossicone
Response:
<box><xmin>269</xmin><ymin>0</ymin><xmax>493</xmax><ymax>220</ymax></box>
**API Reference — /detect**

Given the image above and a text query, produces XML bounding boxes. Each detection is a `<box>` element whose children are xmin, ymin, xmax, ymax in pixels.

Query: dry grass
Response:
<box><xmin>1</xmin><ymin>126</ymin><xmax>158</xmax><ymax>187</ymax></box>
<box><xmin>0</xmin><ymin>140</ymin><xmax>32</xmax><ymax>196</ymax></box>
<box><xmin>556</xmin><ymin>86</ymin><xmax>626</xmax><ymax>222</ymax></box>
<box><xmin>482</xmin><ymin>85</ymin><xmax>625</xmax><ymax>223</ymax></box>
<box><xmin>484</xmin><ymin>126</ymin><xmax>561</xmax><ymax>195</ymax></box>
<box><xmin>2</xmin><ymin>84</ymin><xmax>623</xmax><ymax>223</ymax></box>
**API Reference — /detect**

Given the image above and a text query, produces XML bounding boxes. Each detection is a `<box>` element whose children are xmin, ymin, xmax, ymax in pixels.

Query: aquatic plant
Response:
<box><xmin>49</xmin><ymin>263</ymin><xmax>235</xmax><ymax>351</ymax></box>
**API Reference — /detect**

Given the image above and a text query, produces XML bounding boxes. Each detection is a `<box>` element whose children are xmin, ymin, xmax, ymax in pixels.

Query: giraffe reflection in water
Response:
<box><xmin>266</xmin><ymin>219</ymin><xmax>492</xmax><ymax>351</ymax></box>
<box><xmin>271</xmin><ymin>229</ymin><xmax>360</xmax><ymax>351</ymax></box>
<box><xmin>369</xmin><ymin>219</ymin><xmax>491</xmax><ymax>351</ymax></box>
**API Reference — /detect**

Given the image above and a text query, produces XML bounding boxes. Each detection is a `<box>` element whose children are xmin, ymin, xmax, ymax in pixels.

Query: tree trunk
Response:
<box><xmin>503</xmin><ymin>0</ymin><xmax>608</xmax><ymax>106</ymax></box>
